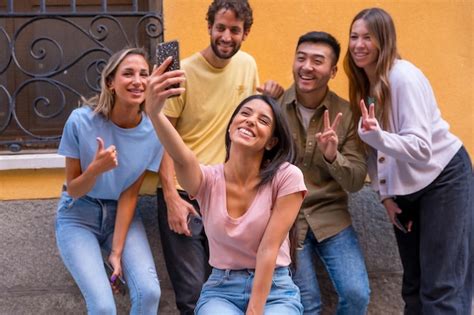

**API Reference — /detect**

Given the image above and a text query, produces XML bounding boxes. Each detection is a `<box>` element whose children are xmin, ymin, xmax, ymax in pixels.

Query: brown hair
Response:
<box><xmin>343</xmin><ymin>8</ymin><xmax>400</xmax><ymax>132</ymax></box>
<box><xmin>82</xmin><ymin>47</ymin><xmax>149</xmax><ymax>119</ymax></box>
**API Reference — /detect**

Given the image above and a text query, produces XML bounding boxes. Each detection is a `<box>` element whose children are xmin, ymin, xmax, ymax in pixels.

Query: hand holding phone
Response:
<box><xmin>104</xmin><ymin>261</ymin><xmax>127</xmax><ymax>296</ymax></box>
<box><xmin>187</xmin><ymin>213</ymin><xmax>203</xmax><ymax>237</ymax></box>
<box><xmin>156</xmin><ymin>40</ymin><xmax>180</xmax><ymax>89</ymax></box>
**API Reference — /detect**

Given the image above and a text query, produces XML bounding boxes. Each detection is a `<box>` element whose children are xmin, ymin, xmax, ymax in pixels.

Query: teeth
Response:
<box><xmin>238</xmin><ymin>128</ymin><xmax>254</xmax><ymax>137</ymax></box>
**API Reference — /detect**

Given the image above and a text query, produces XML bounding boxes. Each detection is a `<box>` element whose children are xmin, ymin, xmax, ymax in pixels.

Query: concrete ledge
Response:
<box><xmin>0</xmin><ymin>186</ymin><xmax>404</xmax><ymax>314</ymax></box>
<box><xmin>0</xmin><ymin>154</ymin><xmax>64</xmax><ymax>170</ymax></box>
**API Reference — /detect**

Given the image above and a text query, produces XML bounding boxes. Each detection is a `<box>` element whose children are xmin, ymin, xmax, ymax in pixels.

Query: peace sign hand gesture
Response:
<box><xmin>316</xmin><ymin>110</ymin><xmax>342</xmax><ymax>163</ymax></box>
<box><xmin>359</xmin><ymin>99</ymin><xmax>378</xmax><ymax>132</ymax></box>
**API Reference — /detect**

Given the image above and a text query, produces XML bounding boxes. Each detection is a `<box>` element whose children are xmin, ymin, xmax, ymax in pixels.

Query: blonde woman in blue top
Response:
<box><xmin>344</xmin><ymin>8</ymin><xmax>472</xmax><ymax>314</ymax></box>
<box><xmin>55</xmin><ymin>48</ymin><xmax>163</xmax><ymax>314</ymax></box>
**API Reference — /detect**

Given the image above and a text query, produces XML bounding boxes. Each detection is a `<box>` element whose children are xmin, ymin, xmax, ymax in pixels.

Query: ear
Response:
<box><xmin>265</xmin><ymin>137</ymin><xmax>278</xmax><ymax>151</ymax></box>
<box><xmin>330</xmin><ymin>65</ymin><xmax>338</xmax><ymax>79</ymax></box>
<box><xmin>208</xmin><ymin>23</ymin><xmax>212</xmax><ymax>35</ymax></box>
<box><xmin>242</xmin><ymin>30</ymin><xmax>249</xmax><ymax>42</ymax></box>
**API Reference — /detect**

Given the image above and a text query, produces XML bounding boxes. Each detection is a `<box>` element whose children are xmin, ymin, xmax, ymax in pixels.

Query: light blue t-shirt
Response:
<box><xmin>58</xmin><ymin>106</ymin><xmax>163</xmax><ymax>200</ymax></box>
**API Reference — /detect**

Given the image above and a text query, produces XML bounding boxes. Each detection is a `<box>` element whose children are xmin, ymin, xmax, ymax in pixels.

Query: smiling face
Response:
<box><xmin>108</xmin><ymin>54</ymin><xmax>149</xmax><ymax>108</ymax></box>
<box><xmin>293</xmin><ymin>42</ymin><xmax>337</xmax><ymax>97</ymax></box>
<box><xmin>228</xmin><ymin>99</ymin><xmax>277</xmax><ymax>153</ymax></box>
<box><xmin>208</xmin><ymin>8</ymin><xmax>248</xmax><ymax>60</ymax></box>
<box><xmin>349</xmin><ymin>18</ymin><xmax>379</xmax><ymax>76</ymax></box>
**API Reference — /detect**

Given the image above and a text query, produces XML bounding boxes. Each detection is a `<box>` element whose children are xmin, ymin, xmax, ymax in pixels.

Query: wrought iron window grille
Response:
<box><xmin>0</xmin><ymin>1</ymin><xmax>163</xmax><ymax>153</ymax></box>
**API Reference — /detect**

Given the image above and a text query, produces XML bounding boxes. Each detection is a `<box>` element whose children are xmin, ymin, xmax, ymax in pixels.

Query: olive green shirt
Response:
<box><xmin>279</xmin><ymin>85</ymin><xmax>367</xmax><ymax>245</ymax></box>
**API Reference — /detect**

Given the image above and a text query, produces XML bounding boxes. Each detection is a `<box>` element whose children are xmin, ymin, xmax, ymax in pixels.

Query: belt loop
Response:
<box><xmin>224</xmin><ymin>269</ymin><xmax>231</xmax><ymax>280</ymax></box>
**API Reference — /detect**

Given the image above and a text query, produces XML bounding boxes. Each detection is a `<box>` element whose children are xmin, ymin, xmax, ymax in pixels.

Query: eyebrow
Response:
<box><xmin>241</xmin><ymin>105</ymin><xmax>273</xmax><ymax>121</ymax></box>
<box><xmin>296</xmin><ymin>51</ymin><xmax>326</xmax><ymax>59</ymax></box>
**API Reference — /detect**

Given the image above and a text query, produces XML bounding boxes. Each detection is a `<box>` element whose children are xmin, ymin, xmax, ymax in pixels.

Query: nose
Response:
<box><xmin>302</xmin><ymin>59</ymin><xmax>313</xmax><ymax>71</ymax></box>
<box><xmin>132</xmin><ymin>73</ymin><xmax>141</xmax><ymax>84</ymax></box>
<box><xmin>245</xmin><ymin>114</ymin><xmax>256</xmax><ymax>126</ymax></box>
<box><xmin>221</xmin><ymin>29</ymin><xmax>232</xmax><ymax>42</ymax></box>
<box><xmin>354</xmin><ymin>38</ymin><xmax>364</xmax><ymax>49</ymax></box>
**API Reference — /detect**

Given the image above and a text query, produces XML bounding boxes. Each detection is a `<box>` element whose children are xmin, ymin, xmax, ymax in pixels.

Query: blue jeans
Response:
<box><xmin>394</xmin><ymin>146</ymin><xmax>472</xmax><ymax>315</ymax></box>
<box><xmin>195</xmin><ymin>267</ymin><xmax>303</xmax><ymax>315</ymax></box>
<box><xmin>292</xmin><ymin>226</ymin><xmax>370</xmax><ymax>315</ymax></box>
<box><xmin>55</xmin><ymin>192</ymin><xmax>160</xmax><ymax>315</ymax></box>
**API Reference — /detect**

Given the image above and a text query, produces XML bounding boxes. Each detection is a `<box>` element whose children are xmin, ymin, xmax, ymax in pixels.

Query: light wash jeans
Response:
<box><xmin>55</xmin><ymin>191</ymin><xmax>160</xmax><ymax>315</ymax></box>
<box><xmin>195</xmin><ymin>267</ymin><xmax>303</xmax><ymax>315</ymax></box>
<box><xmin>292</xmin><ymin>226</ymin><xmax>370</xmax><ymax>315</ymax></box>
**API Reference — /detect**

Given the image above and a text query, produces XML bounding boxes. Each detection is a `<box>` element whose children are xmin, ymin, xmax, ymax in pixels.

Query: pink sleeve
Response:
<box><xmin>190</xmin><ymin>164</ymin><xmax>215</xmax><ymax>217</ymax></box>
<box><xmin>274</xmin><ymin>163</ymin><xmax>307</xmax><ymax>200</ymax></box>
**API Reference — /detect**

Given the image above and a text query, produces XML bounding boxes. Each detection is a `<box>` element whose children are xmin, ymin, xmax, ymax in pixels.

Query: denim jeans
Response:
<box><xmin>55</xmin><ymin>192</ymin><xmax>160</xmax><ymax>315</ymax></box>
<box><xmin>156</xmin><ymin>188</ymin><xmax>210</xmax><ymax>315</ymax></box>
<box><xmin>195</xmin><ymin>267</ymin><xmax>303</xmax><ymax>315</ymax></box>
<box><xmin>394</xmin><ymin>146</ymin><xmax>472</xmax><ymax>315</ymax></box>
<box><xmin>292</xmin><ymin>226</ymin><xmax>370</xmax><ymax>315</ymax></box>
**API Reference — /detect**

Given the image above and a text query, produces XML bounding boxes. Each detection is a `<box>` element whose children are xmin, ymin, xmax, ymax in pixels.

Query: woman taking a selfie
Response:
<box><xmin>146</xmin><ymin>57</ymin><xmax>306</xmax><ymax>315</ymax></box>
<box><xmin>344</xmin><ymin>8</ymin><xmax>472</xmax><ymax>314</ymax></box>
<box><xmin>55</xmin><ymin>47</ymin><xmax>163</xmax><ymax>314</ymax></box>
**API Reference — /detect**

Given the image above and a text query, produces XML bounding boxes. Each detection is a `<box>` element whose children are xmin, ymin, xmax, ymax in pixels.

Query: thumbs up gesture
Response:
<box><xmin>89</xmin><ymin>137</ymin><xmax>118</xmax><ymax>176</ymax></box>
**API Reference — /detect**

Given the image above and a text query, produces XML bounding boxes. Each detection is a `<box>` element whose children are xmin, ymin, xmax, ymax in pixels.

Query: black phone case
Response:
<box><xmin>156</xmin><ymin>40</ymin><xmax>180</xmax><ymax>89</ymax></box>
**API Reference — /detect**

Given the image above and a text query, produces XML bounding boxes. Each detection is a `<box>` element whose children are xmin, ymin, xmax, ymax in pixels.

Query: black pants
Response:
<box><xmin>394</xmin><ymin>147</ymin><xmax>473</xmax><ymax>315</ymax></box>
<box><xmin>156</xmin><ymin>188</ymin><xmax>211</xmax><ymax>315</ymax></box>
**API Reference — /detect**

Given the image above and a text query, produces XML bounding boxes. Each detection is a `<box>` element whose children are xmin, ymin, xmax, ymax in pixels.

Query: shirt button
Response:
<box><xmin>380</xmin><ymin>179</ymin><xmax>386</xmax><ymax>184</ymax></box>
<box><xmin>378</xmin><ymin>157</ymin><xmax>385</xmax><ymax>163</ymax></box>
<box><xmin>308</xmin><ymin>142</ymin><xmax>312</xmax><ymax>146</ymax></box>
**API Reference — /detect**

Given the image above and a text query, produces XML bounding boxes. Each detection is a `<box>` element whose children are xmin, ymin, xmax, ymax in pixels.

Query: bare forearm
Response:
<box><xmin>66</xmin><ymin>159</ymin><xmax>100</xmax><ymax>198</ymax></box>
<box><xmin>159</xmin><ymin>151</ymin><xmax>180</xmax><ymax>199</ymax></box>
<box><xmin>247</xmin><ymin>249</ymin><xmax>278</xmax><ymax>314</ymax></box>
<box><xmin>111</xmin><ymin>174</ymin><xmax>144</xmax><ymax>255</ymax></box>
<box><xmin>149</xmin><ymin>112</ymin><xmax>201</xmax><ymax>195</ymax></box>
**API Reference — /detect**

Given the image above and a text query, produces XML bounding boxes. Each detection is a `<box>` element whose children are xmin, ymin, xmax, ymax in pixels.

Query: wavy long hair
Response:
<box><xmin>343</xmin><ymin>8</ymin><xmax>400</xmax><ymax>132</ymax></box>
<box><xmin>82</xmin><ymin>47</ymin><xmax>149</xmax><ymax>119</ymax></box>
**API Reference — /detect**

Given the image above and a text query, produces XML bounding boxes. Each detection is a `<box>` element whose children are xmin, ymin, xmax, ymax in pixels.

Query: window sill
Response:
<box><xmin>0</xmin><ymin>154</ymin><xmax>65</xmax><ymax>170</ymax></box>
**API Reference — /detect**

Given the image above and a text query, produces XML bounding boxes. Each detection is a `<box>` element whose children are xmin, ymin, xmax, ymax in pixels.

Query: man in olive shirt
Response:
<box><xmin>279</xmin><ymin>32</ymin><xmax>370</xmax><ymax>314</ymax></box>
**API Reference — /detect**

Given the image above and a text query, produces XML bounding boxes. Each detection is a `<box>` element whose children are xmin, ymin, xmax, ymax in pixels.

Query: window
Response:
<box><xmin>0</xmin><ymin>0</ymin><xmax>163</xmax><ymax>153</ymax></box>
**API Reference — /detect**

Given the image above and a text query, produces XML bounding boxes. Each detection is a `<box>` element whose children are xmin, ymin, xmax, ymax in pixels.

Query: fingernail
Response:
<box><xmin>110</xmin><ymin>275</ymin><xmax>117</xmax><ymax>282</ymax></box>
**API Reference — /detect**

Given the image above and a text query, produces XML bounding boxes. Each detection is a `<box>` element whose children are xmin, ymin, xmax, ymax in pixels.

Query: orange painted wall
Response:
<box><xmin>164</xmin><ymin>0</ymin><xmax>473</xmax><ymax>155</ymax></box>
<box><xmin>1</xmin><ymin>1</ymin><xmax>472</xmax><ymax>200</ymax></box>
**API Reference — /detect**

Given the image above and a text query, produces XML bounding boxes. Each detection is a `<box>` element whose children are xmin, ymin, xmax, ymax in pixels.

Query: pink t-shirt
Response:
<box><xmin>193</xmin><ymin>162</ymin><xmax>307</xmax><ymax>269</ymax></box>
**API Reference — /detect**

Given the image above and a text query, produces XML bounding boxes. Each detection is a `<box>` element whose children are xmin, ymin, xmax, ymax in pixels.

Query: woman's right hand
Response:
<box><xmin>359</xmin><ymin>99</ymin><xmax>378</xmax><ymax>132</ymax></box>
<box><xmin>87</xmin><ymin>137</ymin><xmax>118</xmax><ymax>176</ymax></box>
<box><xmin>382</xmin><ymin>198</ymin><xmax>412</xmax><ymax>232</ymax></box>
<box><xmin>145</xmin><ymin>57</ymin><xmax>185</xmax><ymax>117</ymax></box>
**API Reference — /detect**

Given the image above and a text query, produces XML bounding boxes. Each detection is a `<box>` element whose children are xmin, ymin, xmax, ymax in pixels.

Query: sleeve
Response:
<box><xmin>57</xmin><ymin>110</ymin><xmax>80</xmax><ymax>159</ymax></box>
<box><xmin>190</xmin><ymin>164</ymin><xmax>213</xmax><ymax>216</ymax></box>
<box><xmin>358</xmin><ymin>67</ymin><xmax>432</xmax><ymax>164</ymax></box>
<box><xmin>146</xmin><ymin>142</ymin><xmax>164</xmax><ymax>172</ymax></box>
<box><xmin>253</xmin><ymin>58</ymin><xmax>260</xmax><ymax>93</ymax></box>
<box><xmin>274</xmin><ymin>164</ymin><xmax>307</xmax><ymax>200</ymax></box>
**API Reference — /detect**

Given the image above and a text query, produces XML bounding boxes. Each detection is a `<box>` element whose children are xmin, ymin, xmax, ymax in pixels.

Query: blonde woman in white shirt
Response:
<box><xmin>344</xmin><ymin>7</ymin><xmax>472</xmax><ymax>315</ymax></box>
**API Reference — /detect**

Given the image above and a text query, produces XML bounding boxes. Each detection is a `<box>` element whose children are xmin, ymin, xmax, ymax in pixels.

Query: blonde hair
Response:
<box><xmin>343</xmin><ymin>8</ymin><xmax>400</xmax><ymax>131</ymax></box>
<box><xmin>82</xmin><ymin>47</ymin><xmax>149</xmax><ymax>119</ymax></box>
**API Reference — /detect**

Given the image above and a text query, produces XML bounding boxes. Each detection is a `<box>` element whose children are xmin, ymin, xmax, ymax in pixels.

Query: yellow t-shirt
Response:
<box><xmin>164</xmin><ymin>51</ymin><xmax>259</xmax><ymax>167</ymax></box>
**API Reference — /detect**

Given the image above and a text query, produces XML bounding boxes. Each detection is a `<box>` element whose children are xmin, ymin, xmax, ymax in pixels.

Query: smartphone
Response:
<box><xmin>187</xmin><ymin>213</ymin><xmax>203</xmax><ymax>237</ymax></box>
<box><xmin>156</xmin><ymin>40</ymin><xmax>180</xmax><ymax>89</ymax></box>
<box><xmin>104</xmin><ymin>261</ymin><xmax>127</xmax><ymax>296</ymax></box>
<box><xmin>394</xmin><ymin>215</ymin><xmax>408</xmax><ymax>234</ymax></box>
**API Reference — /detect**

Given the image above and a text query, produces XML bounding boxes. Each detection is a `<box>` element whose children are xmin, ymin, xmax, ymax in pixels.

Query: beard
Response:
<box><xmin>210</xmin><ymin>39</ymin><xmax>241</xmax><ymax>60</ymax></box>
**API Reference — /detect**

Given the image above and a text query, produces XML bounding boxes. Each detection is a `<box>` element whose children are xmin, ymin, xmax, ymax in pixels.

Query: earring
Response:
<box><xmin>110</xmin><ymin>89</ymin><xmax>115</xmax><ymax>95</ymax></box>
